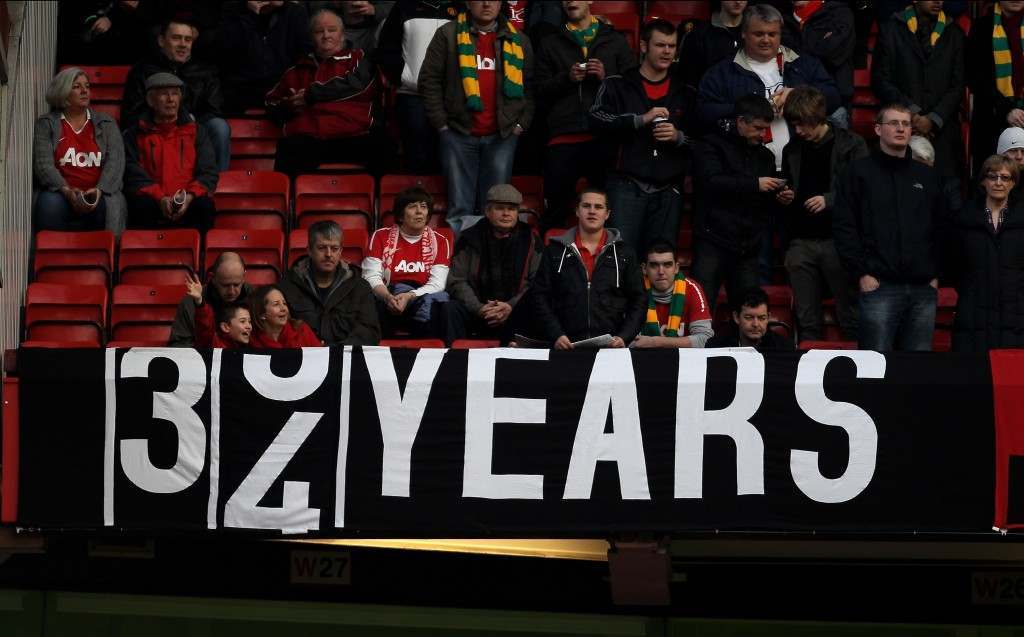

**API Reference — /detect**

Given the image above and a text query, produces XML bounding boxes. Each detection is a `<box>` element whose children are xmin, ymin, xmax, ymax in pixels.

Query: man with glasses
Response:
<box><xmin>833</xmin><ymin>103</ymin><xmax>948</xmax><ymax>351</ymax></box>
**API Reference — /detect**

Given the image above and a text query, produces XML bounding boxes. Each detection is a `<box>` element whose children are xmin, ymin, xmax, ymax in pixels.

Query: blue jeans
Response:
<box><xmin>605</xmin><ymin>175</ymin><xmax>683</xmax><ymax>254</ymax></box>
<box><xmin>440</xmin><ymin>129</ymin><xmax>518</xmax><ymax>234</ymax></box>
<box><xmin>391</xmin><ymin>283</ymin><xmax>449</xmax><ymax>323</ymax></box>
<box><xmin>202</xmin><ymin>118</ymin><xmax>231</xmax><ymax>172</ymax></box>
<box><xmin>34</xmin><ymin>190</ymin><xmax>106</xmax><ymax>231</ymax></box>
<box><xmin>858</xmin><ymin>280</ymin><xmax>936</xmax><ymax>351</ymax></box>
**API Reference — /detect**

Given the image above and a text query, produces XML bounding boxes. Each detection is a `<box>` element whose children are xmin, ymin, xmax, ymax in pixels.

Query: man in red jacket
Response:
<box><xmin>123</xmin><ymin>72</ymin><xmax>219</xmax><ymax>231</ymax></box>
<box><xmin>266</xmin><ymin>8</ymin><xmax>394</xmax><ymax>177</ymax></box>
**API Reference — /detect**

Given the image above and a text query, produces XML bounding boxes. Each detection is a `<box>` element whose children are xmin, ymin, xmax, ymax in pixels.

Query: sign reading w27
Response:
<box><xmin>12</xmin><ymin>348</ymin><xmax>998</xmax><ymax>536</ymax></box>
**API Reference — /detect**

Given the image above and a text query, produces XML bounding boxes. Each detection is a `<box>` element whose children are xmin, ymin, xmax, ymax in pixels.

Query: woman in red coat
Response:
<box><xmin>248</xmin><ymin>284</ymin><xmax>323</xmax><ymax>348</ymax></box>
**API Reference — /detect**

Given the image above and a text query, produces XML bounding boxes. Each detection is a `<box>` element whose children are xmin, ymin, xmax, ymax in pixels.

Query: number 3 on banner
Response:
<box><xmin>222</xmin><ymin>349</ymin><xmax>330</xmax><ymax>534</ymax></box>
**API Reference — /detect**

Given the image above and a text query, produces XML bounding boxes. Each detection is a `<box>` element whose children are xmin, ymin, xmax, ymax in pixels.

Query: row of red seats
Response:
<box><xmin>33</xmin><ymin>226</ymin><xmax>462</xmax><ymax>290</ymax></box>
<box><xmin>212</xmin><ymin>170</ymin><xmax>544</xmax><ymax>233</ymax></box>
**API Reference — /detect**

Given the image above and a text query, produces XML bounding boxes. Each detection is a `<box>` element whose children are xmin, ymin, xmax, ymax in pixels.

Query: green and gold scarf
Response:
<box><xmin>993</xmin><ymin>2</ymin><xmax>1024</xmax><ymax>99</ymax></box>
<box><xmin>642</xmin><ymin>274</ymin><xmax>687</xmax><ymax>337</ymax></box>
<box><xmin>567</xmin><ymin>15</ymin><xmax>599</xmax><ymax>57</ymax></box>
<box><xmin>456</xmin><ymin>12</ymin><xmax>525</xmax><ymax>112</ymax></box>
<box><xmin>902</xmin><ymin>4</ymin><xmax>946</xmax><ymax>47</ymax></box>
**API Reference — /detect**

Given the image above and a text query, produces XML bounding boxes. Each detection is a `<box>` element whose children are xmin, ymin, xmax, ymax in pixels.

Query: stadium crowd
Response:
<box><xmin>28</xmin><ymin>0</ymin><xmax>1024</xmax><ymax>353</ymax></box>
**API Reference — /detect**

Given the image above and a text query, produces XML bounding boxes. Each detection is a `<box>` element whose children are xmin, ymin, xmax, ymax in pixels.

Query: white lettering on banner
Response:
<box><xmin>119</xmin><ymin>349</ymin><xmax>208</xmax><ymax>495</ymax></box>
<box><xmin>224</xmin><ymin>348</ymin><xmax>330</xmax><ymax>533</ymax></box>
<box><xmin>791</xmin><ymin>350</ymin><xmax>885</xmax><ymax>503</ymax></box>
<box><xmin>364</xmin><ymin>346</ymin><xmax>447</xmax><ymax>497</ymax></box>
<box><xmin>564</xmin><ymin>349</ymin><xmax>651</xmax><ymax>500</ymax></box>
<box><xmin>59</xmin><ymin>147</ymin><xmax>102</xmax><ymax>167</ymax></box>
<box><xmin>223</xmin><ymin>411</ymin><xmax>323</xmax><ymax>534</ymax></box>
<box><xmin>393</xmin><ymin>260</ymin><xmax>426</xmax><ymax>274</ymax></box>
<box><xmin>675</xmin><ymin>349</ymin><xmax>766</xmax><ymax>498</ymax></box>
<box><xmin>463</xmin><ymin>348</ymin><xmax>549</xmax><ymax>499</ymax></box>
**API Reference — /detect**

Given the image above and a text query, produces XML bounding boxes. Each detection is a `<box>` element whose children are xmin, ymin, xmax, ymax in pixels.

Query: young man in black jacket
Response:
<box><xmin>833</xmin><ymin>103</ymin><xmax>947</xmax><ymax>351</ymax></box>
<box><xmin>535</xmin><ymin>0</ymin><xmax>635</xmax><ymax>231</ymax></box>
<box><xmin>121</xmin><ymin>17</ymin><xmax>230</xmax><ymax>172</ymax></box>
<box><xmin>778</xmin><ymin>86</ymin><xmax>868</xmax><ymax>341</ymax></box>
<box><xmin>589</xmin><ymin>17</ymin><xmax>695</xmax><ymax>254</ymax></box>
<box><xmin>530</xmin><ymin>189</ymin><xmax>646</xmax><ymax>349</ymax></box>
<box><xmin>690</xmin><ymin>95</ymin><xmax>781</xmax><ymax>317</ymax></box>
<box><xmin>781</xmin><ymin>1</ymin><xmax>856</xmax><ymax>127</ymax></box>
<box><xmin>678</xmin><ymin>0</ymin><xmax>747</xmax><ymax>89</ymax></box>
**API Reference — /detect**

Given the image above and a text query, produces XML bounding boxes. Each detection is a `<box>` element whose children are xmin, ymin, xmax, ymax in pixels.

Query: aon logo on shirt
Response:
<box><xmin>393</xmin><ymin>260</ymin><xmax>426</xmax><ymax>273</ymax></box>
<box><xmin>59</xmin><ymin>148</ymin><xmax>102</xmax><ymax>167</ymax></box>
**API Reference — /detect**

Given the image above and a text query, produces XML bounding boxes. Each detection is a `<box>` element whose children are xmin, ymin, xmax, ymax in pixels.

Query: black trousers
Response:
<box><xmin>273</xmin><ymin>131</ymin><xmax>396</xmax><ymax>178</ymax></box>
<box><xmin>690</xmin><ymin>238</ymin><xmax>760</xmax><ymax>317</ymax></box>
<box><xmin>126</xmin><ymin>193</ymin><xmax>215</xmax><ymax>233</ymax></box>
<box><xmin>541</xmin><ymin>140</ymin><xmax>612</xmax><ymax>232</ymax></box>
<box><xmin>441</xmin><ymin>299</ymin><xmax>530</xmax><ymax>346</ymax></box>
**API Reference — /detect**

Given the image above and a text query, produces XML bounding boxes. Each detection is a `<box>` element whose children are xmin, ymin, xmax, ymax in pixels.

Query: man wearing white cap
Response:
<box><xmin>998</xmin><ymin>127</ymin><xmax>1024</xmax><ymax>195</ymax></box>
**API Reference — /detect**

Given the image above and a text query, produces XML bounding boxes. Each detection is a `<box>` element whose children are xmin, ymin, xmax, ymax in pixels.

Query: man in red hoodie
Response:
<box><xmin>123</xmin><ymin>72</ymin><xmax>219</xmax><ymax>231</ymax></box>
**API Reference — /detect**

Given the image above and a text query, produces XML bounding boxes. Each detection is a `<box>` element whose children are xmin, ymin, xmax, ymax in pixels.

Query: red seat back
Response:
<box><xmin>214</xmin><ymin>170</ymin><xmax>291</xmax><ymax>230</ymax></box>
<box><xmin>62</xmin><ymin>65</ymin><xmax>130</xmax><ymax>102</ymax></box>
<box><xmin>342</xmin><ymin>228</ymin><xmax>369</xmax><ymax>265</ymax></box>
<box><xmin>118</xmin><ymin>229</ymin><xmax>201</xmax><ymax>285</ymax></box>
<box><xmin>205</xmin><ymin>229</ymin><xmax>284</xmax><ymax>285</ymax></box>
<box><xmin>25</xmin><ymin>283</ymin><xmax>108</xmax><ymax>346</ymax></box>
<box><xmin>379</xmin><ymin>175</ymin><xmax>447</xmax><ymax>222</ymax></box>
<box><xmin>295</xmin><ymin>174</ymin><xmax>375</xmax><ymax>229</ymax></box>
<box><xmin>110</xmin><ymin>284</ymin><xmax>183</xmax><ymax>344</ymax></box>
<box><xmin>33</xmin><ymin>230</ymin><xmax>114</xmax><ymax>287</ymax></box>
<box><xmin>379</xmin><ymin>339</ymin><xmax>446</xmax><ymax>348</ymax></box>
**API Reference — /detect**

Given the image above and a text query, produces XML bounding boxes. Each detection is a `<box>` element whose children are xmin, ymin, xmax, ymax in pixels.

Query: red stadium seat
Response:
<box><xmin>205</xmin><ymin>229</ymin><xmax>284</xmax><ymax>286</ymax></box>
<box><xmin>647</xmin><ymin>1</ymin><xmax>710</xmax><ymax>22</ymax></box>
<box><xmin>601</xmin><ymin>12</ymin><xmax>640</xmax><ymax>51</ymax></box>
<box><xmin>62</xmin><ymin>65</ymin><xmax>129</xmax><ymax>102</ymax></box>
<box><xmin>24</xmin><ymin>283</ymin><xmax>108</xmax><ymax>346</ymax></box>
<box><xmin>118</xmin><ymin>229</ymin><xmax>200</xmax><ymax>285</ymax></box>
<box><xmin>451</xmin><ymin>339</ymin><xmax>500</xmax><ymax>349</ymax></box>
<box><xmin>379</xmin><ymin>339</ymin><xmax>446</xmax><ymax>348</ymax></box>
<box><xmin>288</xmin><ymin>229</ymin><xmax>308</xmax><ymax>267</ymax></box>
<box><xmin>20</xmin><ymin>340</ymin><xmax>100</xmax><ymax>349</ymax></box>
<box><xmin>342</xmin><ymin>228</ymin><xmax>369</xmax><ymax>265</ymax></box>
<box><xmin>295</xmin><ymin>174</ymin><xmax>374</xmax><ymax>230</ymax></box>
<box><xmin>213</xmin><ymin>170</ymin><xmax>290</xmax><ymax>230</ymax></box>
<box><xmin>851</xmin><ymin>107</ymin><xmax>878</xmax><ymax>139</ymax></box>
<box><xmin>33</xmin><ymin>230</ymin><xmax>114</xmax><ymax>287</ymax></box>
<box><xmin>227</xmin><ymin>118</ymin><xmax>282</xmax><ymax>171</ymax></box>
<box><xmin>110</xmin><ymin>285</ymin><xmax>182</xmax><ymax>346</ymax></box>
<box><xmin>510</xmin><ymin>175</ymin><xmax>544</xmax><ymax>218</ymax></box>
<box><xmin>799</xmin><ymin>340</ymin><xmax>858</xmax><ymax>350</ymax></box>
<box><xmin>544</xmin><ymin>227</ymin><xmax>569</xmax><ymax>245</ymax></box>
<box><xmin>91</xmin><ymin>102</ymin><xmax>120</xmax><ymax>122</ymax></box>
<box><xmin>933</xmin><ymin>287</ymin><xmax>957</xmax><ymax>352</ymax></box>
<box><xmin>590</xmin><ymin>2</ymin><xmax>639</xmax><ymax>15</ymax></box>
<box><xmin>379</xmin><ymin>174</ymin><xmax>447</xmax><ymax>221</ymax></box>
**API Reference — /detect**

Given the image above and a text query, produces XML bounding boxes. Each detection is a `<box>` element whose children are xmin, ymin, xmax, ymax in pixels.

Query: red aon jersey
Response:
<box><xmin>368</xmin><ymin>228</ymin><xmax>451</xmax><ymax>287</ymax></box>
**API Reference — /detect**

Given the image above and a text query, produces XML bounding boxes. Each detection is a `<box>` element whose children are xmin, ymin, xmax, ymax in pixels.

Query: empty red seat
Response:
<box><xmin>342</xmin><ymin>228</ymin><xmax>369</xmax><ymax>265</ymax></box>
<box><xmin>295</xmin><ymin>174</ymin><xmax>374</xmax><ymax>230</ymax></box>
<box><xmin>227</xmin><ymin>118</ymin><xmax>282</xmax><ymax>170</ymax></box>
<box><xmin>62</xmin><ymin>65</ymin><xmax>129</xmax><ymax>102</ymax></box>
<box><xmin>379</xmin><ymin>174</ymin><xmax>447</xmax><ymax>221</ymax></box>
<box><xmin>601</xmin><ymin>12</ymin><xmax>640</xmax><ymax>51</ymax></box>
<box><xmin>213</xmin><ymin>170</ymin><xmax>290</xmax><ymax>230</ymax></box>
<box><xmin>33</xmin><ymin>230</ymin><xmax>114</xmax><ymax>287</ymax></box>
<box><xmin>590</xmin><ymin>2</ymin><xmax>639</xmax><ymax>15</ymax></box>
<box><xmin>118</xmin><ymin>229</ymin><xmax>200</xmax><ymax>285</ymax></box>
<box><xmin>20</xmin><ymin>340</ymin><xmax>101</xmax><ymax>349</ymax></box>
<box><xmin>933</xmin><ymin>287</ymin><xmax>957</xmax><ymax>351</ymax></box>
<box><xmin>91</xmin><ymin>102</ymin><xmax>121</xmax><ymax>122</ymax></box>
<box><xmin>647</xmin><ymin>1</ymin><xmax>710</xmax><ymax>22</ymax></box>
<box><xmin>205</xmin><ymin>229</ymin><xmax>284</xmax><ymax>286</ymax></box>
<box><xmin>799</xmin><ymin>340</ymin><xmax>858</xmax><ymax>350</ymax></box>
<box><xmin>24</xmin><ymin>283</ymin><xmax>108</xmax><ymax>346</ymax></box>
<box><xmin>110</xmin><ymin>285</ymin><xmax>182</xmax><ymax>346</ymax></box>
<box><xmin>851</xmin><ymin>107</ymin><xmax>878</xmax><ymax>140</ymax></box>
<box><xmin>544</xmin><ymin>227</ymin><xmax>569</xmax><ymax>245</ymax></box>
<box><xmin>288</xmin><ymin>229</ymin><xmax>308</xmax><ymax>267</ymax></box>
<box><xmin>451</xmin><ymin>339</ymin><xmax>500</xmax><ymax>349</ymax></box>
<box><xmin>510</xmin><ymin>175</ymin><xmax>544</xmax><ymax>217</ymax></box>
<box><xmin>379</xmin><ymin>339</ymin><xmax>446</xmax><ymax>348</ymax></box>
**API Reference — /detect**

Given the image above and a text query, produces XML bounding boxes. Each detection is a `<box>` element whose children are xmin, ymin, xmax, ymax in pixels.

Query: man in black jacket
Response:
<box><xmin>530</xmin><ymin>189</ymin><xmax>646</xmax><ymax>349</ymax></box>
<box><xmin>781</xmin><ymin>1</ymin><xmax>856</xmax><ymax>127</ymax></box>
<box><xmin>589</xmin><ymin>17</ymin><xmax>695</xmax><ymax>254</ymax></box>
<box><xmin>871</xmin><ymin>0</ymin><xmax>965</xmax><ymax>178</ymax></box>
<box><xmin>678</xmin><ymin>0</ymin><xmax>747</xmax><ymax>89</ymax></box>
<box><xmin>706</xmin><ymin>286</ymin><xmax>794</xmax><ymax>350</ymax></box>
<box><xmin>278</xmin><ymin>220</ymin><xmax>381</xmax><ymax>345</ymax></box>
<box><xmin>833</xmin><ymin>103</ymin><xmax>947</xmax><ymax>351</ymax></box>
<box><xmin>691</xmin><ymin>95</ymin><xmax>780</xmax><ymax>317</ymax></box>
<box><xmin>121</xmin><ymin>17</ymin><xmax>231</xmax><ymax>172</ymax></box>
<box><xmin>535</xmin><ymin>1</ymin><xmax>635</xmax><ymax>231</ymax></box>
<box><xmin>217</xmin><ymin>1</ymin><xmax>311</xmax><ymax>115</ymax></box>
<box><xmin>778</xmin><ymin>86</ymin><xmax>868</xmax><ymax>341</ymax></box>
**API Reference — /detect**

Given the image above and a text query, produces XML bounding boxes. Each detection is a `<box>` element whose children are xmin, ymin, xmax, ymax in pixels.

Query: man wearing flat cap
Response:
<box><xmin>443</xmin><ymin>183</ymin><xmax>543</xmax><ymax>344</ymax></box>
<box><xmin>122</xmin><ymin>72</ymin><xmax>219</xmax><ymax>231</ymax></box>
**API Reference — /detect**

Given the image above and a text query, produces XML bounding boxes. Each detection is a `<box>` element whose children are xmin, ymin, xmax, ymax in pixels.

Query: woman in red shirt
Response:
<box><xmin>362</xmin><ymin>187</ymin><xmax>452</xmax><ymax>336</ymax></box>
<box><xmin>33</xmin><ymin>67</ymin><xmax>126</xmax><ymax>233</ymax></box>
<box><xmin>248</xmin><ymin>284</ymin><xmax>324</xmax><ymax>348</ymax></box>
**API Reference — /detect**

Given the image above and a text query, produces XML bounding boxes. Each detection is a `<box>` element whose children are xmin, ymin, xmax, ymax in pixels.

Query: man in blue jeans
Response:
<box><xmin>833</xmin><ymin>103</ymin><xmax>948</xmax><ymax>351</ymax></box>
<box><xmin>588</xmin><ymin>17</ymin><xmax>694</xmax><ymax>253</ymax></box>
<box><xmin>418</xmin><ymin>0</ymin><xmax>534</xmax><ymax>234</ymax></box>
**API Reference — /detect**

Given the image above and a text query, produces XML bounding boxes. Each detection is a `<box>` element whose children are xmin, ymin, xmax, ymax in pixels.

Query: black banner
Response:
<box><xmin>13</xmin><ymin>347</ymin><xmax>997</xmax><ymax>536</ymax></box>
